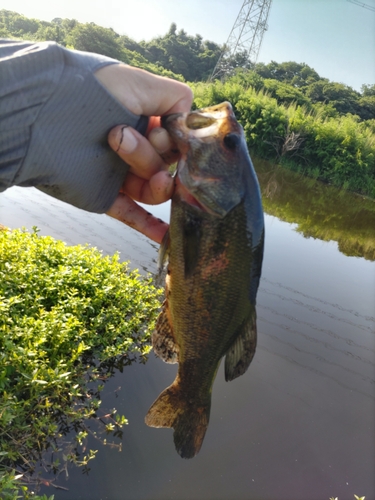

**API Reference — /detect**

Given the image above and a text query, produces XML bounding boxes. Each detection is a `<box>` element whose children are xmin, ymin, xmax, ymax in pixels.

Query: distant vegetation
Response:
<box><xmin>1</xmin><ymin>8</ymin><xmax>374</xmax><ymax>196</ymax></box>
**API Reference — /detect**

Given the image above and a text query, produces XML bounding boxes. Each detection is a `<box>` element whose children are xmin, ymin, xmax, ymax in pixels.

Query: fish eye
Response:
<box><xmin>223</xmin><ymin>133</ymin><xmax>240</xmax><ymax>150</ymax></box>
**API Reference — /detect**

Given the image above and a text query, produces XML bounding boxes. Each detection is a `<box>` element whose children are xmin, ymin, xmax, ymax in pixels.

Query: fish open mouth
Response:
<box><xmin>185</xmin><ymin>113</ymin><xmax>216</xmax><ymax>130</ymax></box>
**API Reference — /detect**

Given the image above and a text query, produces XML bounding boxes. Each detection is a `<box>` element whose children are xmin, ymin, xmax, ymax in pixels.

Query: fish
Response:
<box><xmin>145</xmin><ymin>102</ymin><xmax>264</xmax><ymax>459</ymax></box>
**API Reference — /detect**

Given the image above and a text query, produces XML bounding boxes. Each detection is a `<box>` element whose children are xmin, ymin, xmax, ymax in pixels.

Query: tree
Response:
<box><xmin>0</xmin><ymin>9</ymin><xmax>40</xmax><ymax>37</ymax></box>
<box><xmin>254</xmin><ymin>61</ymin><xmax>321</xmax><ymax>88</ymax></box>
<box><xmin>305</xmin><ymin>81</ymin><xmax>362</xmax><ymax>116</ymax></box>
<box><xmin>139</xmin><ymin>24</ymin><xmax>222</xmax><ymax>81</ymax></box>
<box><xmin>357</xmin><ymin>95</ymin><xmax>375</xmax><ymax>120</ymax></box>
<box><xmin>263</xmin><ymin>79</ymin><xmax>311</xmax><ymax>108</ymax></box>
<box><xmin>228</xmin><ymin>68</ymin><xmax>265</xmax><ymax>91</ymax></box>
<box><xmin>361</xmin><ymin>84</ymin><xmax>375</xmax><ymax>97</ymax></box>
<box><xmin>67</xmin><ymin>23</ymin><xmax>124</xmax><ymax>61</ymax></box>
<box><xmin>33</xmin><ymin>23</ymin><xmax>66</xmax><ymax>45</ymax></box>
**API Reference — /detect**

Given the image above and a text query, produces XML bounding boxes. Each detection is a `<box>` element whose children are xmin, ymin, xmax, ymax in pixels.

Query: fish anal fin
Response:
<box><xmin>152</xmin><ymin>299</ymin><xmax>179</xmax><ymax>364</ymax></box>
<box><xmin>225</xmin><ymin>310</ymin><xmax>257</xmax><ymax>382</ymax></box>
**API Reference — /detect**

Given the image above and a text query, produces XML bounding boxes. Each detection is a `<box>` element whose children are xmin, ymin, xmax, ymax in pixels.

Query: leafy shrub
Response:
<box><xmin>263</xmin><ymin>78</ymin><xmax>311</xmax><ymax>108</ymax></box>
<box><xmin>191</xmin><ymin>80</ymin><xmax>245</xmax><ymax>110</ymax></box>
<box><xmin>0</xmin><ymin>228</ymin><xmax>161</xmax><ymax>497</ymax></box>
<box><xmin>286</xmin><ymin>109</ymin><xmax>375</xmax><ymax>195</ymax></box>
<box><xmin>236</xmin><ymin>89</ymin><xmax>289</xmax><ymax>158</ymax></box>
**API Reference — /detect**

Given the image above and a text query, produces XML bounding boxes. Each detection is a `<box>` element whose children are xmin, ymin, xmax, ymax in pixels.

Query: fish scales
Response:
<box><xmin>145</xmin><ymin>102</ymin><xmax>264</xmax><ymax>459</ymax></box>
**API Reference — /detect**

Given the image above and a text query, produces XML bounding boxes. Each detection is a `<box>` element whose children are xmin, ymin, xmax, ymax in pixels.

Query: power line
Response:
<box><xmin>347</xmin><ymin>0</ymin><xmax>375</xmax><ymax>12</ymax></box>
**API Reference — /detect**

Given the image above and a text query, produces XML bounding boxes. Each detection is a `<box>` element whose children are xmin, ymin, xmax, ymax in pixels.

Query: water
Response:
<box><xmin>1</xmin><ymin>161</ymin><xmax>374</xmax><ymax>500</ymax></box>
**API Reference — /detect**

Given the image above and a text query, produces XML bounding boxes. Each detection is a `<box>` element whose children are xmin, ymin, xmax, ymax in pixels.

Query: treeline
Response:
<box><xmin>1</xmin><ymin>9</ymin><xmax>374</xmax><ymax>121</ymax></box>
<box><xmin>1</xmin><ymin>9</ymin><xmax>375</xmax><ymax>197</ymax></box>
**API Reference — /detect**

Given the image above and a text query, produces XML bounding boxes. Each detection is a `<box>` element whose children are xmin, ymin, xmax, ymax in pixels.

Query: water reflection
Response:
<box><xmin>256</xmin><ymin>159</ymin><xmax>375</xmax><ymax>261</ymax></box>
<box><xmin>0</xmin><ymin>160</ymin><xmax>374</xmax><ymax>499</ymax></box>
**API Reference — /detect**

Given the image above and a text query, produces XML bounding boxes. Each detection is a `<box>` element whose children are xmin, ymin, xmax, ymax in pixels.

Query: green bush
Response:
<box><xmin>236</xmin><ymin>89</ymin><xmax>289</xmax><ymax>158</ymax></box>
<box><xmin>286</xmin><ymin>109</ymin><xmax>375</xmax><ymax>195</ymax></box>
<box><xmin>0</xmin><ymin>227</ymin><xmax>162</xmax><ymax>497</ymax></box>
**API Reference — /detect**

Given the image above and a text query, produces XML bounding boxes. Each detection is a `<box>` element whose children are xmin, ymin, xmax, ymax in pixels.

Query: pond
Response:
<box><xmin>1</xmin><ymin>160</ymin><xmax>374</xmax><ymax>500</ymax></box>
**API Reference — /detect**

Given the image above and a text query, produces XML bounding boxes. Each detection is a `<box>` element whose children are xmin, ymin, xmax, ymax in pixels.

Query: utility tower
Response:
<box><xmin>210</xmin><ymin>0</ymin><xmax>273</xmax><ymax>81</ymax></box>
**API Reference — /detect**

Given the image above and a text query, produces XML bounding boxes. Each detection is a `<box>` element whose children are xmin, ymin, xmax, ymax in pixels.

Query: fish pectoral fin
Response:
<box><xmin>152</xmin><ymin>300</ymin><xmax>179</xmax><ymax>364</ymax></box>
<box><xmin>158</xmin><ymin>228</ymin><xmax>170</xmax><ymax>272</ymax></box>
<box><xmin>224</xmin><ymin>309</ymin><xmax>257</xmax><ymax>382</ymax></box>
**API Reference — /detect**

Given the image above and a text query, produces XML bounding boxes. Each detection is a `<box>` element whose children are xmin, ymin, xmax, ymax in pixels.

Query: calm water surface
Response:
<box><xmin>1</xmin><ymin>161</ymin><xmax>374</xmax><ymax>500</ymax></box>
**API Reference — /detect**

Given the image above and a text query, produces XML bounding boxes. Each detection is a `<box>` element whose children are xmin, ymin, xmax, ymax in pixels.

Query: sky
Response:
<box><xmin>2</xmin><ymin>0</ymin><xmax>375</xmax><ymax>91</ymax></box>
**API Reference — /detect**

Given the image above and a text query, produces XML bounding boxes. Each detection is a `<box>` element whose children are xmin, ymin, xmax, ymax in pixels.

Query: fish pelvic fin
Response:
<box><xmin>145</xmin><ymin>381</ymin><xmax>211</xmax><ymax>459</ymax></box>
<box><xmin>158</xmin><ymin>228</ymin><xmax>170</xmax><ymax>271</ymax></box>
<box><xmin>152</xmin><ymin>299</ymin><xmax>179</xmax><ymax>364</ymax></box>
<box><xmin>155</xmin><ymin>229</ymin><xmax>170</xmax><ymax>288</ymax></box>
<box><xmin>225</xmin><ymin>309</ymin><xmax>257</xmax><ymax>382</ymax></box>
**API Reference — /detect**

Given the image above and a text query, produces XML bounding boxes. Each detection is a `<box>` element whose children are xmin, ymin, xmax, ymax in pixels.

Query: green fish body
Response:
<box><xmin>145</xmin><ymin>102</ymin><xmax>264</xmax><ymax>459</ymax></box>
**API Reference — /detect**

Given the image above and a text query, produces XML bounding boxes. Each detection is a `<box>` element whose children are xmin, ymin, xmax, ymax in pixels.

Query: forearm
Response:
<box><xmin>0</xmin><ymin>40</ymin><xmax>148</xmax><ymax>212</ymax></box>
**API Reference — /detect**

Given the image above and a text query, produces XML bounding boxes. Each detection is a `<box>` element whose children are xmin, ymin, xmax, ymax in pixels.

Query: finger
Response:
<box><xmin>108</xmin><ymin>125</ymin><xmax>166</xmax><ymax>180</ymax></box>
<box><xmin>107</xmin><ymin>193</ymin><xmax>169</xmax><ymax>244</ymax></box>
<box><xmin>148</xmin><ymin>127</ymin><xmax>180</xmax><ymax>165</ymax></box>
<box><xmin>95</xmin><ymin>64</ymin><xmax>193</xmax><ymax>117</ymax></box>
<box><xmin>122</xmin><ymin>170</ymin><xmax>174</xmax><ymax>205</ymax></box>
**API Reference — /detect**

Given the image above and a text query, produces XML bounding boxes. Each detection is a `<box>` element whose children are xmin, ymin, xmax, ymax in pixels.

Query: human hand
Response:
<box><xmin>95</xmin><ymin>64</ymin><xmax>193</xmax><ymax>243</ymax></box>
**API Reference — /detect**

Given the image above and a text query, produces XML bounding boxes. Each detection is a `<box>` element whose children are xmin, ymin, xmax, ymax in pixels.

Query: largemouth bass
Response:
<box><xmin>145</xmin><ymin>102</ymin><xmax>264</xmax><ymax>459</ymax></box>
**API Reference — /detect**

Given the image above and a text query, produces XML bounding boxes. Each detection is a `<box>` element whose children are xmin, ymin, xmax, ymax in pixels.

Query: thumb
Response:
<box><xmin>95</xmin><ymin>64</ymin><xmax>193</xmax><ymax>117</ymax></box>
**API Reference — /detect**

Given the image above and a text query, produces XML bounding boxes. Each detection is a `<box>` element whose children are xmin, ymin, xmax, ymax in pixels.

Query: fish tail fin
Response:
<box><xmin>145</xmin><ymin>381</ymin><xmax>211</xmax><ymax>459</ymax></box>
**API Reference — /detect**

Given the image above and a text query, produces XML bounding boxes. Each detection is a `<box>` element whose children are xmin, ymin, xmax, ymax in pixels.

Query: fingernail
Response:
<box><xmin>117</xmin><ymin>126</ymin><xmax>137</xmax><ymax>153</ymax></box>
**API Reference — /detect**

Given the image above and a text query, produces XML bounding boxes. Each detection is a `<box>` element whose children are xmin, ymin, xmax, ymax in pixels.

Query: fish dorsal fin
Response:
<box><xmin>224</xmin><ymin>309</ymin><xmax>257</xmax><ymax>382</ymax></box>
<box><xmin>152</xmin><ymin>299</ymin><xmax>179</xmax><ymax>364</ymax></box>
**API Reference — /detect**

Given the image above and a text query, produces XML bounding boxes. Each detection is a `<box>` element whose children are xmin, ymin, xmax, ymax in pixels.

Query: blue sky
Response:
<box><xmin>2</xmin><ymin>0</ymin><xmax>375</xmax><ymax>90</ymax></box>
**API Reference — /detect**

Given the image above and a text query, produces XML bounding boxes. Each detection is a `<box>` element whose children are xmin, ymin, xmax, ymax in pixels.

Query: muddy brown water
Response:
<box><xmin>1</xmin><ymin>160</ymin><xmax>374</xmax><ymax>500</ymax></box>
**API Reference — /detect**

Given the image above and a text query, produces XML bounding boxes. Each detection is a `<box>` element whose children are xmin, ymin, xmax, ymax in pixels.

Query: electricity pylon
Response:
<box><xmin>210</xmin><ymin>0</ymin><xmax>273</xmax><ymax>81</ymax></box>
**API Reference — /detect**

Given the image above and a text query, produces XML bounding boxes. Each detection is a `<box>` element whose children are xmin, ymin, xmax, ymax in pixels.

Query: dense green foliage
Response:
<box><xmin>0</xmin><ymin>228</ymin><xmax>161</xmax><ymax>498</ymax></box>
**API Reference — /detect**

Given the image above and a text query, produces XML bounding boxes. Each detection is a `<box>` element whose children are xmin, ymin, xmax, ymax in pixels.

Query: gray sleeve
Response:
<box><xmin>0</xmin><ymin>40</ymin><xmax>148</xmax><ymax>213</ymax></box>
